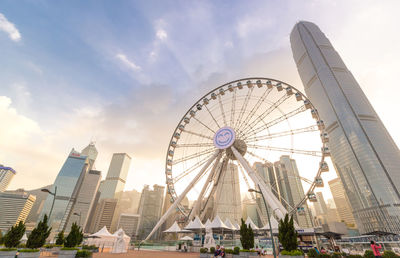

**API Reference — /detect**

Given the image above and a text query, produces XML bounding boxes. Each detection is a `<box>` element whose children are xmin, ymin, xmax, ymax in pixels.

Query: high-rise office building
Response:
<box><xmin>291</xmin><ymin>21</ymin><xmax>400</xmax><ymax>233</ymax></box>
<box><xmin>329</xmin><ymin>178</ymin><xmax>357</xmax><ymax>228</ymax></box>
<box><xmin>90</xmin><ymin>153</ymin><xmax>132</xmax><ymax>233</ymax></box>
<box><xmin>274</xmin><ymin>156</ymin><xmax>313</xmax><ymax>228</ymax></box>
<box><xmin>90</xmin><ymin>198</ymin><xmax>118</xmax><ymax>232</ymax></box>
<box><xmin>24</xmin><ymin>185</ymin><xmax>52</xmax><ymax>230</ymax></box>
<box><xmin>98</xmin><ymin>153</ymin><xmax>131</xmax><ymax>200</ymax></box>
<box><xmin>213</xmin><ymin>163</ymin><xmax>242</xmax><ymax>223</ymax></box>
<box><xmin>242</xmin><ymin>196</ymin><xmax>260</xmax><ymax>227</ymax></box>
<box><xmin>0</xmin><ymin>165</ymin><xmax>16</xmax><ymax>192</ymax></box>
<box><xmin>81</xmin><ymin>142</ymin><xmax>98</xmax><ymax>170</ymax></box>
<box><xmin>0</xmin><ymin>190</ymin><xmax>36</xmax><ymax>231</ymax></box>
<box><xmin>65</xmin><ymin>170</ymin><xmax>101</xmax><ymax>231</ymax></box>
<box><xmin>117</xmin><ymin>213</ymin><xmax>140</xmax><ymax>238</ymax></box>
<box><xmin>39</xmin><ymin>149</ymin><xmax>89</xmax><ymax>231</ymax></box>
<box><xmin>137</xmin><ymin>184</ymin><xmax>164</xmax><ymax>240</ymax></box>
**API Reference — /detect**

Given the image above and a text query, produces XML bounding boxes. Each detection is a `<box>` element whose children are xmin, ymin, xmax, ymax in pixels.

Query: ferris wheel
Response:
<box><xmin>145</xmin><ymin>77</ymin><xmax>330</xmax><ymax>241</ymax></box>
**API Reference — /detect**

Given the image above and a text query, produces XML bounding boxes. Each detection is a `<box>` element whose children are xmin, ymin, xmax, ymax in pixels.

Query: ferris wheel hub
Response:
<box><xmin>213</xmin><ymin>126</ymin><xmax>236</xmax><ymax>149</ymax></box>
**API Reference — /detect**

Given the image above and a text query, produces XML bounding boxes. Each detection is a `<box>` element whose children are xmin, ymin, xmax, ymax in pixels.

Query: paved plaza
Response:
<box><xmin>93</xmin><ymin>250</ymin><xmax>199</xmax><ymax>258</ymax></box>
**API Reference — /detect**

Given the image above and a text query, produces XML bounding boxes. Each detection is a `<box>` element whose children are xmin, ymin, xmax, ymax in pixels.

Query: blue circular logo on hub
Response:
<box><xmin>213</xmin><ymin>127</ymin><xmax>236</xmax><ymax>149</ymax></box>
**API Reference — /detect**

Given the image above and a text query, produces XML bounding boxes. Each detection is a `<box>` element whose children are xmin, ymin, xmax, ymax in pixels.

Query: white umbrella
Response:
<box><xmin>180</xmin><ymin>235</ymin><xmax>194</xmax><ymax>241</ymax></box>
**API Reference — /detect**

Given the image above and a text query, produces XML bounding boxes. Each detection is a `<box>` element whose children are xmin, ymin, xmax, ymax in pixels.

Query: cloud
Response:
<box><xmin>116</xmin><ymin>53</ymin><xmax>142</xmax><ymax>71</ymax></box>
<box><xmin>156</xmin><ymin>29</ymin><xmax>168</xmax><ymax>41</ymax></box>
<box><xmin>0</xmin><ymin>13</ymin><xmax>21</xmax><ymax>41</ymax></box>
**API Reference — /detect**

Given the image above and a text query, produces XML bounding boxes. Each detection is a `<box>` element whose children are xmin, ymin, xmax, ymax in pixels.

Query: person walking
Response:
<box><xmin>371</xmin><ymin>241</ymin><xmax>382</xmax><ymax>258</ymax></box>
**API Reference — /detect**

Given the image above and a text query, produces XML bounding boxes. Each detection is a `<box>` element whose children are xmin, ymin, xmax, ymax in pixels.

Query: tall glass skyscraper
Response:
<box><xmin>290</xmin><ymin>21</ymin><xmax>400</xmax><ymax>233</ymax></box>
<box><xmin>39</xmin><ymin>149</ymin><xmax>89</xmax><ymax>231</ymax></box>
<box><xmin>0</xmin><ymin>165</ymin><xmax>16</xmax><ymax>192</ymax></box>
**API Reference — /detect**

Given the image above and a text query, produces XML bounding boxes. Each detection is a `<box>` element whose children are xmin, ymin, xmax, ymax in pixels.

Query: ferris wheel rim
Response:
<box><xmin>164</xmin><ymin>77</ymin><xmax>329</xmax><ymax>218</ymax></box>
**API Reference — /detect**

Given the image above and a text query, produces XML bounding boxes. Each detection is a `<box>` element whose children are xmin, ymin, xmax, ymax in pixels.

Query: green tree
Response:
<box><xmin>64</xmin><ymin>223</ymin><xmax>83</xmax><ymax>248</ymax></box>
<box><xmin>239</xmin><ymin>218</ymin><xmax>254</xmax><ymax>250</ymax></box>
<box><xmin>278</xmin><ymin>214</ymin><xmax>298</xmax><ymax>251</ymax></box>
<box><xmin>0</xmin><ymin>229</ymin><xmax>3</xmax><ymax>245</ymax></box>
<box><xmin>3</xmin><ymin>221</ymin><xmax>26</xmax><ymax>248</ymax></box>
<box><xmin>55</xmin><ymin>230</ymin><xmax>65</xmax><ymax>246</ymax></box>
<box><xmin>26</xmin><ymin>214</ymin><xmax>52</xmax><ymax>249</ymax></box>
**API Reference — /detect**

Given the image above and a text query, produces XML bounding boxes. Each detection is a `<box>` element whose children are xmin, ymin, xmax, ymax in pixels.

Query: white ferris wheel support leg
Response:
<box><xmin>143</xmin><ymin>149</ymin><xmax>221</xmax><ymax>242</ymax></box>
<box><xmin>189</xmin><ymin>152</ymin><xmax>223</xmax><ymax>221</ymax></box>
<box><xmin>230</xmin><ymin>146</ymin><xmax>288</xmax><ymax>220</ymax></box>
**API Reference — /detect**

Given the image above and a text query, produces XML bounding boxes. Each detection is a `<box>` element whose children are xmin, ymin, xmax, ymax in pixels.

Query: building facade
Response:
<box><xmin>0</xmin><ymin>165</ymin><xmax>16</xmax><ymax>192</ymax></box>
<box><xmin>329</xmin><ymin>178</ymin><xmax>357</xmax><ymax>228</ymax></box>
<box><xmin>39</xmin><ymin>148</ymin><xmax>89</xmax><ymax>231</ymax></box>
<box><xmin>90</xmin><ymin>198</ymin><xmax>118</xmax><ymax>232</ymax></box>
<box><xmin>65</xmin><ymin>169</ymin><xmax>101</xmax><ymax>231</ymax></box>
<box><xmin>137</xmin><ymin>184</ymin><xmax>164</xmax><ymax>240</ymax></box>
<box><xmin>291</xmin><ymin>21</ymin><xmax>400</xmax><ymax>233</ymax></box>
<box><xmin>117</xmin><ymin>213</ymin><xmax>140</xmax><ymax>238</ymax></box>
<box><xmin>0</xmin><ymin>191</ymin><xmax>36</xmax><ymax>231</ymax></box>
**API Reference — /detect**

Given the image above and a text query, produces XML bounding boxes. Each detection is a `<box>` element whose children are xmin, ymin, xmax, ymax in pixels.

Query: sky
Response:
<box><xmin>1</xmin><ymin>0</ymin><xmax>400</xmax><ymax>200</ymax></box>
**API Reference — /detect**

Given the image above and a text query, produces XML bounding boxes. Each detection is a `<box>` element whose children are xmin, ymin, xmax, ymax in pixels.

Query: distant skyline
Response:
<box><xmin>1</xmin><ymin>0</ymin><xmax>400</xmax><ymax>196</ymax></box>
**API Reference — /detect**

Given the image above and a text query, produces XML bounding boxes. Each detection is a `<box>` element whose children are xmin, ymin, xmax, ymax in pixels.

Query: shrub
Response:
<box><xmin>76</xmin><ymin>250</ymin><xmax>92</xmax><ymax>257</ymax></box>
<box><xmin>319</xmin><ymin>254</ymin><xmax>331</xmax><ymax>258</ymax></box>
<box><xmin>225</xmin><ymin>249</ymin><xmax>234</xmax><ymax>254</ymax></box>
<box><xmin>0</xmin><ymin>248</ymin><xmax>17</xmax><ymax>251</ymax></box>
<box><xmin>82</xmin><ymin>245</ymin><xmax>97</xmax><ymax>251</ymax></box>
<box><xmin>234</xmin><ymin>246</ymin><xmax>240</xmax><ymax>255</ymax></box>
<box><xmin>348</xmin><ymin>255</ymin><xmax>363</xmax><ymax>258</ymax></box>
<box><xmin>364</xmin><ymin>250</ymin><xmax>375</xmax><ymax>258</ymax></box>
<box><xmin>240</xmin><ymin>249</ymin><xmax>257</xmax><ymax>252</ymax></box>
<box><xmin>342</xmin><ymin>252</ymin><xmax>349</xmax><ymax>257</ymax></box>
<box><xmin>281</xmin><ymin>249</ymin><xmax>304</xmax><ymax>256</ymax></box>
<box><xmin>56</xmin><ymin>230</ymin><xmax>65</xmax><ymax>246</ymax></box>
<box><xmin>17</xmin><ymin>243</ymin><xmax>26</xmax><ymax>248</ymax></box>
<box><xmin>382</xmin><ymin>251</ymin><xmax>398</xmax><ymax>258</ymax></box>
<box><xmin>278</xmin><ymin>214</ymin><xmax>298</xmax><ymax>251</ymax></box>
<box><xmin>64</xmin><ymin>223</ymin><xmax>83</xmax><ymax>248</ymax></box>
<box><xmin>18</xmin><ymin>249</ymin><xmax>40</xmax><ymax>252</ymax></box>
<box><xmin>240</xmin><ymin>218</ymin><xmax>255</xmax><ymax>250</ymax></box>
<box><xmin>26</xmin><ymin>214</ymin><xmax>52</xmax><ymax>249</ymax></box>
<box><xmin>0</xmin><ymin>230</ymin><xmax>3</xmax><ymax>245</ymax></box>
<box><xmin>308</xmin><ymin>248</ymin><xmax>318</xmax><ymax>257</ymax></box>
<box><xmin>61</xmin><ymin>247</ymin><xmax>79</xmax><ymax>251</ymax></box>
<box><xmin>200</xmin><ymin>247</ymin><xmax>208</xmax><ymax>253</ymax></box>
<box><xmin>3</xmin><ymin>221</ymin><xmax>25</xmax><ymax>248</ymax></box>
<box><xmin>210</xmin><ymin>246</ymin><xmax>215</xmax><ymax>253</ymax></box>
<box><xmin>332</xmin><ymin>252</ymin><xmax>342</xmax><ymax>258</ymax></box>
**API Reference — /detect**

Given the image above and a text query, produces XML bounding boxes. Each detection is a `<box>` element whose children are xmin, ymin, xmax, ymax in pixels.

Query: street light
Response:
<box><xmin>41</xmin><ymin>186</ymin><xmax>57</xmax><ymax>220</ymax></box>
<box><xmin>73</xmin><ymin>212</ymin><xmax>82</xmax><ymax>226</ymax></box>
<box><xmin>249</xmin><ymin>186</ymin><xmax>277</xmax><ymax>258</ymax></box>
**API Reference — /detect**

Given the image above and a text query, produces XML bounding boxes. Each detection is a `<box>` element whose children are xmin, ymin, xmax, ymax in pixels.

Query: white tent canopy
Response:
<box><xmin>224</xmin><ymin>218</ymin><xmax>236</xmax><ymax>231</ymax></box>
<box><xmin>87</xmin><ymin>226</ymin><xmax>116</xmax><ymax>248</ymax></box>
<box><xmin>209</xmin><ymin>215</ymin><xmax>229</xmax><ymax>229</ymax></box>
<box><xmin>204</xmin><ymin>219</ymin><xmax>212</xmax><ymax>228</ymax></box>
<box><xmin>233</xmin><ymin>221</ymin><xmax>240</xmax><ymax>230</ymax></box>
<box><xmin>164</xmin><ymin>221</ymin><xmax>182</xmax><ymax>233</ymax></box>
<box><xmin>260</xmin><ymin>216</ymin><xmax>279</xmax><ymax>231</ymax></box>
<box><xmin>185</xmin><ymin>216</ymin><xmax>205</xmax><ymax>230</ymax></box>
<box><xmin>245</xmin><ymin>217</ymin><xmax>259</xmax><ymax>230</ymax></box>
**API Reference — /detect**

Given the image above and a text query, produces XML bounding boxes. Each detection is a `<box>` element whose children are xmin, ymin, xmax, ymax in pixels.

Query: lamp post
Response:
<box><xmin>249</xmin><ymin>187</ymin><xmax>277</xmax><ymax>258</ymax></box>
<box><xmin>41</xmin><ymin>186</ymin><xmax>57</xmax><ymax>220</ymax></box>
<box><xmin>73</xmin><ymin>212</ymin><xmax>82</xmax><ymax>226</ymax></box>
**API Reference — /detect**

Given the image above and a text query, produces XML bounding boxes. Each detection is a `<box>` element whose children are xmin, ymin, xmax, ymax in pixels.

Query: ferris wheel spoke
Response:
<box><xmin>245</xmin><ymin>105</ymin><xmax>307</xmax><ymax>138</ymax></box>
<box><xmin>182</xmin><ymin>129</ymin><xmax>213</xmax><ymax>141</ymax></box>
<box><xmin>189</xmin><ymin>152</ymin><xmax>223</xmax><ymax>220</ymax></box>
<box><xmin>173</xmin><ymin>152</ymin><xmax>215</xmax><ymax>183</ymax></box>
<box><xmin>241</xmin><ymin>93</ymin><xmax>291</xmax><ymax>135</ymax></box>
<box><xmin>246</xmin><ymin>150</ymin><xmax>269</xmax><ymax>163</ymax></box>
<box><xmin>144</xmin><ymin>149</ymin><xmax>220</xmax><ymax>242</ymax></box>
<box><xmin>230</xmin><ymin>88</ymin><xmax>237</xmax><ymax>127</ymax></box>
<box><xmin>247</xmin><ymin>144</ymin><xmax>322</xmax><ymax>157</ymax></box>
<box><xmin>172</xmin><ymin>148</ymin><xmax>216</xmax><ymax>165</ymax></box>
<box><xmin>245</xmin><ymin>125</ymin><xmax>318</xmax><ymax>142</ymax></box>
<box><xmin>235</xmin><ymin>87</ymin><xmax>254</xmax><ymax>129</ymax></box>
<box><xmin>237</xmin><ymin>87</ymin><xmax>272</xmax><ymax>132</ymax></box>
<box><xmin>192</xmin><ymin>116</ymin><xmax>215</xmax><ymax>133</ymax></box>
<box><xmin>204</xmin><ymin>105</ymin><xmax>221</xmax><ymax>129</ymax></box>
<box><xmin>175</xmin><ymin>143</ymin><xmax>215</xmax><ymax>148</ymax></box>
<box><xmin>217</xmin><ymin>95</ymin><xmax>227</xmax><ymax>126</ymax></box>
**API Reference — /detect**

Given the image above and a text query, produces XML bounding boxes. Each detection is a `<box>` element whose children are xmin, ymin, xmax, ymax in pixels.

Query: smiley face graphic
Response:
<box><xmin>213</xmin><ymin>127</ymin><xmax>236</xmax><ymax>149</ymax></box>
